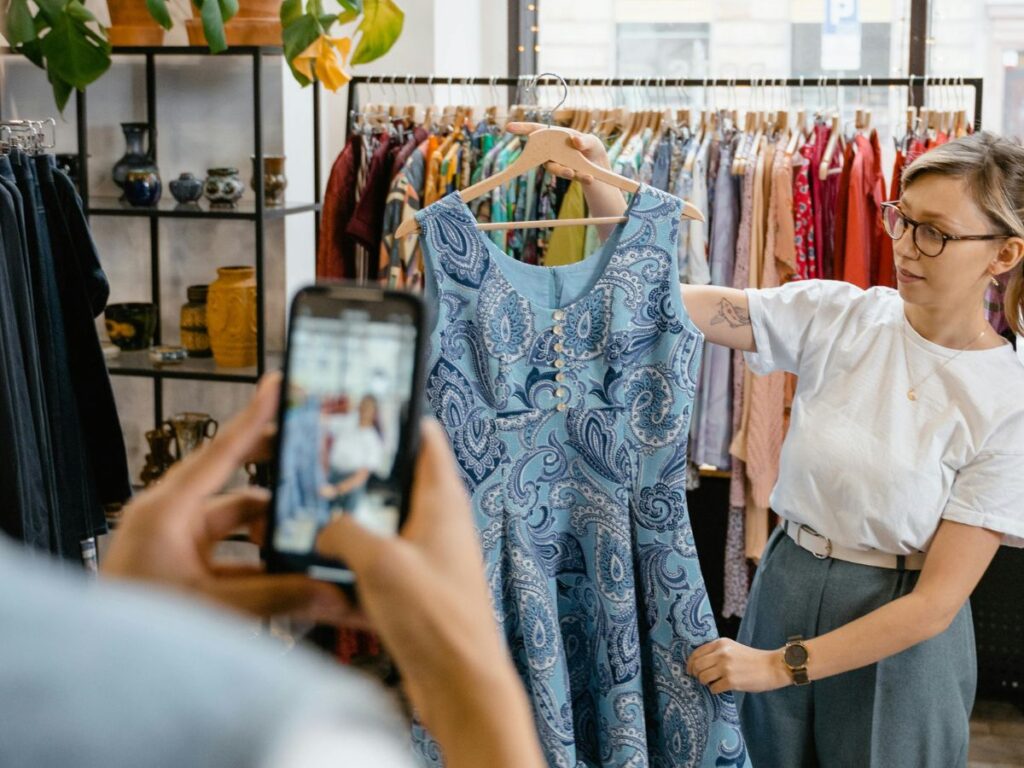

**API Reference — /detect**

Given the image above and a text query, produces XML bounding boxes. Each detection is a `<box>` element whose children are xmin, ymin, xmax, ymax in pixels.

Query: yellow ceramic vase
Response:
<box><xmin>207</xmin><ymin>266</ymin><xmax>257</xmax><ymax>368</ymax></box>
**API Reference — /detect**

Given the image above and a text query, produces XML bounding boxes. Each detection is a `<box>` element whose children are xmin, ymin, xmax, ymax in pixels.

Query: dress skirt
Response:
<box><xmin>736</xmin><ymin>525</ymin><xmax>976</xmax><ymax>768</ymax></box>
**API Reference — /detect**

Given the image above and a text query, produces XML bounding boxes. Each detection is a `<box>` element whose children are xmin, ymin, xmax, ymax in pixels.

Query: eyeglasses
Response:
<box><xmin>880</xmin><ymin>202</ymin><xmax>1011</xmax><ymax>258</ymax></box>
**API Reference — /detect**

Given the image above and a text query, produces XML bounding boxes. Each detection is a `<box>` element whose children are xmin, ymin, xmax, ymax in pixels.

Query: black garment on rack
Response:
<box><xmin>9</xmin><ymin>149</ymin><xmax>103</xmax><ymax>557</ymax></box>
<box><xmin>37</xmin><ymin>156</ymin><xmax>130</xmax><ymax>510</ymax></box>
<box><xmin>0</xmin><ymin>157</ymin><xmax>60</xmax><ymax>549</ymax></box>
<box><xmin>0</xmin><ymin>167</ymin><xmax>51</xmax><ymax>548</ymax></box>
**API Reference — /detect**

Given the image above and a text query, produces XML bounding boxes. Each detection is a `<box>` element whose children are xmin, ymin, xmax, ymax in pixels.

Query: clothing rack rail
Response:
<box><xmin>346</xmin><ymin>75</ymin><xmax>984</xmax><ymax>133</ymax></box>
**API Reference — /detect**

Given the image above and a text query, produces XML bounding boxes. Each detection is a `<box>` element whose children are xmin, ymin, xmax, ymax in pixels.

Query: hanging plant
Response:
<box><xmin>2</xmin><ymin>0</ymin><xmax>112</xmax><ymax>111</ymax></box>
<box><xmin>282</xmin><ymin>0</ymin><xmax>403</xmax><ymax>90</ymax></box>
<box><xmin>0</xmin><ymin>0</ymin><xmax>403</xmax><ymax>111</ymax></box>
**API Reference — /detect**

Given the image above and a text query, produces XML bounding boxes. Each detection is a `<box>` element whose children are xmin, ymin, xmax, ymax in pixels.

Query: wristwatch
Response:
<box><xmin>783</xmin><ymin>635</ymin><xmax>811</xmax><ymax>686</ymax></box>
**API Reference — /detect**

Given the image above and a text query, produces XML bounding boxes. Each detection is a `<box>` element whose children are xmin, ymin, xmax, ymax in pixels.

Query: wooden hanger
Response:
<box><xmin>395</xmin><ymin>126</ymin><xmax>704</xmax><ymax>239</ymax></box>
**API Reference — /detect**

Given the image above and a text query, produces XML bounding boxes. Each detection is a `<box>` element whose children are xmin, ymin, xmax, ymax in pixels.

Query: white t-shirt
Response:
<box><xmin>745</xmin><ymin>279</ymin><xmax>1024</xmax><ymax>555</ymax></box>
<box><xmin>325</xmin><ymin>413</ymin><xmax>385</xmax><ymax>475</ymax></box>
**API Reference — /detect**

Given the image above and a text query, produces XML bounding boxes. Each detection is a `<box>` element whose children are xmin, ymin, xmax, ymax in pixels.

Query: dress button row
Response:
<box><xmin>556</xmin><ymin>402</ymin><xmax>567</xmax><ymax>412</ymax></box>
<box><xmin>554</xmin><ymin>342</ymin><xmax>564</xmax><ymax>353</ymax></box>
<box><xmin>553</xmin><ymin>309</ymin><xmax>565</xmax><ymax>321</ymax></box>
<box><xmin>555</xmin><ymin>372</ymin><xmax>566</xmax><ymax>383</ymax></box>
<box><xmin>553</xmin><ymin>325</ymin><xmax>565</xmax><ymax>337</ymax></box>
<box><xmin>554</xmin><ymin>359</ymin><xmax>565</xmax><ymax>369</ymax></box>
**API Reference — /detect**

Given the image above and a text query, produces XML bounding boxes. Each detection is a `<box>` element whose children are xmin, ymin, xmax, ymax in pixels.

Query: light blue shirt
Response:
<box><xmin>0</xmin><ymin>536</ymin><xmax>413</xmax><ymax>767</ymax></box>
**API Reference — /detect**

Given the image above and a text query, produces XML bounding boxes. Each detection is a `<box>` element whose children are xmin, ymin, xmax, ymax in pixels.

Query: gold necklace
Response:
<box><xmin>901</xmin><ymin>322</ymin><xmax>987</xmax><ymax>402</ymax></box>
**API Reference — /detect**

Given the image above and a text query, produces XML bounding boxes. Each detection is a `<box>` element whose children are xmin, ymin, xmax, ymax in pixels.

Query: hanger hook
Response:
<box><xmin>529</xmin><ymin>72</ymin><xmax>569</xmax><ymax>127</ymax></box>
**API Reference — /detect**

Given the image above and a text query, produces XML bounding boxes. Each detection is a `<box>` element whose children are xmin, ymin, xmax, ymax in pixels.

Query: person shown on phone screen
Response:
<box><xmin>320</xmin><ymin>394</ymin><xmax>385</xmax><ymax>517</ymax></box>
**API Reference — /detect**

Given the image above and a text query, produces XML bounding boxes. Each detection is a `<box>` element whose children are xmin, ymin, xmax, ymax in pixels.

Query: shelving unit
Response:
<box><xmin>76</xmin><ymin>45</ymin><xmax>321</xmax><ymax>423</ymax></box>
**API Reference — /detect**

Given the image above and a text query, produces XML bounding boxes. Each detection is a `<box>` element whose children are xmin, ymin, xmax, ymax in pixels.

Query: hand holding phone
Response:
<box><xmin>267</xmin><ymin>284</ymin><xmax>426</xmax><ymax>584</ymax></box>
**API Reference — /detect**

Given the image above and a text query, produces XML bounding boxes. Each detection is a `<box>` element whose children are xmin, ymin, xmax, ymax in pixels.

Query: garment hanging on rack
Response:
<box><xmin>415</xmin><ymin>184</ymin><xmax>749</xmax><ymax>768</ymax></box>
<box><xmin>0</xmin><ymin>145</ymin><xmax>127</xmax><ymax>560</ymax></box>
<box><xmin>331</xmin><ymin>77</ymin><xmax>982</xmax><ymax>625</ymax></box>
<box><xmin>839</xmin><ymin>132</ymin><xmax>887</xmax><ymax>289</ymax></box>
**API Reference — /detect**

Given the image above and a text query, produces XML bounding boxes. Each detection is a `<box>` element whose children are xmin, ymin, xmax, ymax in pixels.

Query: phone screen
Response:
<box><xmin>270</xmin><ymin>289</ymin><xmax>421</xmax><ymax>583</ymax></box>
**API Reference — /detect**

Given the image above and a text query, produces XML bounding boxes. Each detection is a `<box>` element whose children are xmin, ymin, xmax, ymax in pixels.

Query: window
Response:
<box><xmin>615</xmin><ymin>23</ymin><xmax>710</xmax><ymax>80</ymax></box>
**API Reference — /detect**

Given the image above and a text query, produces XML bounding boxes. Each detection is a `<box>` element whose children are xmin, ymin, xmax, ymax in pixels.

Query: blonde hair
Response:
<box><xmin>902</xmin><ymin>131</ymin><xmax>1024</xmax><ymax>335</ymax></box>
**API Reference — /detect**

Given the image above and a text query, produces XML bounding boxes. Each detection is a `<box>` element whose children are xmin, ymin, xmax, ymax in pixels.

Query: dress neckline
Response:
<box><xmin>448</xmin><ymin>183</ymin><xmax>649</xmax><ymax>312</ymax></box>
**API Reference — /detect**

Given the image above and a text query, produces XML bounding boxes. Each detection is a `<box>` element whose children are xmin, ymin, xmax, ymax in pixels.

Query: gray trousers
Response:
<box><xmin>736</xmin><ymin>526</ymin><xmax>976</xmax><ymax>768</ymax></box>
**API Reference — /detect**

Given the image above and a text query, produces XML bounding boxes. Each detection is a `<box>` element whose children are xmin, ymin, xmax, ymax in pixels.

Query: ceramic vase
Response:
<box><xmin>170</xmin><ymin>172</ymin><xmax>203</xmax><ymax>204</ymax></box>
<box><xmin>124</xmin><ymin>169</ymin><xmax>162</xmax><ymax>207</ymax></box>
<box><xmin>207</xmin><ymin>266</ymin><xmax>257</xmax><ymax>367</ymax></box>
<box><xmin>164</xmin><ymin>412</ymin><xmax>219</xmax><ymax>459</ymax></box>
<box><xmin>112</xmin><ymin>123</ymin><xmax>158</xmax><ymax>190</ymax></box>
<box><xmin>204</xmin><ymin>167</ymin><xmax>245</xmax><ymax>207</ymax></box>
<box><xmin>180</xmin><ymin>284</ymin><xmax>212</xmax><ymax>357</ymax></box>
<box><xmin>251</xmin><ymin>155</ymin><xmax>287</xmax><ymax>206</ymax></box>
<box><xmin>141</xmin><ymin>424</ymin><xmax>178</xmax><ymax>486</ymax></box>
<box><xmin>104</xmin><ymin>302</ymin><xmax>157</xmax><ymax>351</ymax></box>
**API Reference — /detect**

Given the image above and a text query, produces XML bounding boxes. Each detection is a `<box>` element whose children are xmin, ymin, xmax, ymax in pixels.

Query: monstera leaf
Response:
<box><xmin>4</xmin><ymin>0</ymin><xmax>110</xmax><ymax>111</ymax></box>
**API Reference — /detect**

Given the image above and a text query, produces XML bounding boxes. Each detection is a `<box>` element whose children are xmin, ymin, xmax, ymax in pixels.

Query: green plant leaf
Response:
<box><xmin>49</xmin><ymin>70</ymin><xmax>74</xmax><ymax>112</ymax></box>
<box><xmin>336</xmin><ymin>8</ymin><xmax>356</xmax><ymax>24</ymax></box>
<box><xmin>33</xmin><ymin>0</ymin><xmax>65</xmax><ymax>23</ymax></box>
<box><xmin>351</xmin><ymin>0</ymin><xmax>402</xmax><ymax>65</ymax></box>
<box><xmin>196</xmin><ymin>0</ymin><xmax>227</xmax><ymax>52</ymax></box>
<box><xmin>217</xmin><ymin>0</ymin><xmax>238</xmax><ymax>23</ymax></box>
<box><xmin>280</xmin><ymin>0</ymin><xmax>302</xmax><ymax>26</ymax></box>
<box><xmin>337</xmin><ymin>0</ymin><xmax>361</xmax><ymax>14</ymax></box>
<box><xmin>4</xmin><ymin>0</ymin><xmax>38</xmax><ymax>44</ymax></box>
<box><xmin>17</xmin><ymin>38</ymin><xmax>45</xmax><ymax>68</ymax></box>
<box><xmin>40</xmin><ymin>12</ymin><xmax>110</xmax><ymax>89</ymax></box>
<box><xmin>144</xmin><ymin>0</ymin><xmax>173</xmax><ymax>29</ymax></box>
<box><xmin>282</xmin><ymin>11</ymin><xmax>320</xmax><ymax>86</ymax></box>
<box><xmin>64</xmin><ymin>0</ymin><xmax>98</xmax><ymax>25</ymax></box>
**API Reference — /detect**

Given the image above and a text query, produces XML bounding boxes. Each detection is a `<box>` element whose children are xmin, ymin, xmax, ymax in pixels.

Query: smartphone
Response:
<box><xmin>266</xmin><ymin>284</ymin><xmax>426</xmax><ymax>584</ymax></box>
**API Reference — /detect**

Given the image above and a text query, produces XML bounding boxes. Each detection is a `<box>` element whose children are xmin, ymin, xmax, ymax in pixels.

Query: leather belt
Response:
<box><xmin>782</xmin><ymin>520</ymin><xmax>926</xmax><ymax>572</ymax></box>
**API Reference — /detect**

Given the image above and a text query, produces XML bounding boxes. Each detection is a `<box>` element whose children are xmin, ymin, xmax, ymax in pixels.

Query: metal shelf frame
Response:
<box><xmin>73</xmin><ymin>46</ymin><xmax>322</xmax><ymax>426</ymax></box>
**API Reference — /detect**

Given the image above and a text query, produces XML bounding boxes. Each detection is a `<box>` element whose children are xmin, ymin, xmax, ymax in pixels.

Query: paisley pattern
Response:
<box><xmin>416</xmin><ymin>184</ymin><xmax>749</xmax><ymax>767</ymax></box>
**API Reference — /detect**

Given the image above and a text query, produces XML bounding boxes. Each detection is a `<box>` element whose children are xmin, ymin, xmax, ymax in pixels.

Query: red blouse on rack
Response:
<box><xmin>841</xmin><ymin>132</ymin><xmax>887</xmax><ymax>289</ymax></box>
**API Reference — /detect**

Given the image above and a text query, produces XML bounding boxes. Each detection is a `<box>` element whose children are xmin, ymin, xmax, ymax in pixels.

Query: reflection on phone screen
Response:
<box><xmin>273</xmin><ymin>306</ymin><xmax>417</xmax><ymax>573</ymax></box>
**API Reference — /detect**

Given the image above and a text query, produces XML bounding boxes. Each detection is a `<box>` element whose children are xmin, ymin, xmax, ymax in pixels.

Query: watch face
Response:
<box><xmin>785</xmin><ymin>643</ymin><xmax>809</xmax><ymax>668</ymax></box>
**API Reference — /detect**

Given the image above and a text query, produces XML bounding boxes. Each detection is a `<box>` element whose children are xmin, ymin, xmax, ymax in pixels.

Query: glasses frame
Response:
<box><xmin>880</xmin><ymin>202</ymin><xmax>1012</xmax><ymax>258</ymax></box>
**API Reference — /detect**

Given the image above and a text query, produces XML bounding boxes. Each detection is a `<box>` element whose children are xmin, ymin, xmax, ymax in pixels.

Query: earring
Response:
<box><xmin>991</xmin><ymin>275</ymin><xmax>1000</xmax><ymax>287</ymax></box>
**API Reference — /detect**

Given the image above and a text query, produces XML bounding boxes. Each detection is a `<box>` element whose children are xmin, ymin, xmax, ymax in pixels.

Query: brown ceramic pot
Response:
<box><xmin>107</xmin><ymin>0</ymin><xmax>165</xmax><ymax>46</ymax></box>
<box><xmin>207</xmin><ymin>266</ymin><xmax>257</xmax><ymax>368</ymax></box>
<box><xmin>186</xmin><ymin>0</ymin><xmax>282</xmax><ymax>46</ymax></box>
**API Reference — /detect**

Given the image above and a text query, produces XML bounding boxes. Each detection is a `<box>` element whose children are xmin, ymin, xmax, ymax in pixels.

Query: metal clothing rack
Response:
<box><xmin>346</xmin><ymin>75</ymin><xmax>984</xmax><ymax>133</ymax></box>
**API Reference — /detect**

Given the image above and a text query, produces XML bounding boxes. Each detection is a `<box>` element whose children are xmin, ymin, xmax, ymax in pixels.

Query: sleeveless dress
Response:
<box><xmin>415</xmin><ymin>183</ymin><xmax>749</xmax><ymax>768</ymax></box>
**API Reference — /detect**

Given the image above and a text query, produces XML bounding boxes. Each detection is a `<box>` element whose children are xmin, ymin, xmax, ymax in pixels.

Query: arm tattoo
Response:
<box><xmin>709</xmin><ymin>298</ymin><xmax>751</xmax><ymax>328</ymax></box>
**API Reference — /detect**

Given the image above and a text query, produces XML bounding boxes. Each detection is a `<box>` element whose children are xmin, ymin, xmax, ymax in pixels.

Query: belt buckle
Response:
<box><xmin>798</xmin><ymin>524</ymin><xmax>833</xmax><ymax>559</ymax></box>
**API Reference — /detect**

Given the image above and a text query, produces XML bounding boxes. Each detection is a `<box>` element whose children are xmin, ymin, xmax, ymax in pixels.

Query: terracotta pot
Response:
<box><xmin>107</xmin><ymin>0</ymin><xmax>165</xmax><ymax>46</ymax></box>
<box><xmin>186</xmin><ymin>0</ymin><xmax>282</xmax><ymax>46</ymax></box>
<box><xmin>207</xmin><ymin>266</ymin><xmax>257</xmax><ymax>368</ymax></box>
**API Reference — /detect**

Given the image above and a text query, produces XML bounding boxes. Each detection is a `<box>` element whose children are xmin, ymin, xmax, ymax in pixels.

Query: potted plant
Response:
<box><xmin>1</xmin><ymin>0</ymin><xmax>403</xmax><ymax>110</ymax></box>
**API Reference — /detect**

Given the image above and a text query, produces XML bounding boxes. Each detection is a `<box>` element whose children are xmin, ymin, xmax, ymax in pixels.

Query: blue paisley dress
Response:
<box><xmin>415</xmin><ymin>184</ymin><xmax>749</xmax><ymax>768</ymax></box>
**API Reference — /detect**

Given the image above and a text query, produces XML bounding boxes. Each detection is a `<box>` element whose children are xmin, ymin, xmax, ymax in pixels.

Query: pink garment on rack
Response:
<box><xmin>744</xmin><ymin>147</ymin><xmax>788</xmax><ymax>520</ymax></box>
